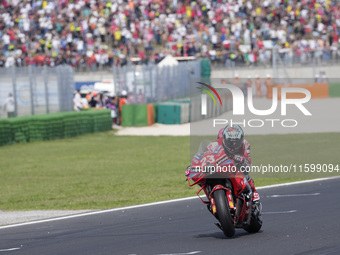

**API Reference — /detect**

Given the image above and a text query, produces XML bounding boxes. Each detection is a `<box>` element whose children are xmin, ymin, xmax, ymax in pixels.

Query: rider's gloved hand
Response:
<box><xmin>233</xmin><ymin>155</ymin><xmax>244</xmax><ymax>164</ymax></box>
<box><xmin>234</xmin><ymin>155</ymin><xmax>251</xmax><ymax>172</ymax></box>
<box><xmin>234</xmin><ymin>154</ymin><xmax>248</xmax><ymax>170</ymax></box>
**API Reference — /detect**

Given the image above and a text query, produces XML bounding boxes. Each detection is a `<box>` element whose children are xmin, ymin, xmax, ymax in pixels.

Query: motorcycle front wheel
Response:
<box><xmin>214</xmin><ymin>189</ymin><xmax>235</xmax><ymax>237</ymax></box>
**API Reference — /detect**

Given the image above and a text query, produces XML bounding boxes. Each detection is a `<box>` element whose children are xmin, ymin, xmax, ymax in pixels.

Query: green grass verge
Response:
<box><xmin>0</xmin><ymin>132</ymin><xmax>339</xmax><ymax>210</ymax></box>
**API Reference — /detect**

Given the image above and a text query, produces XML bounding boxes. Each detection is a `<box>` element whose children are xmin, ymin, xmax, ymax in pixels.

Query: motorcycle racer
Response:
<box><xmin>186</xmin><ymin>124</ymin><xmax>260</xmax><ymax>202</ymax></box>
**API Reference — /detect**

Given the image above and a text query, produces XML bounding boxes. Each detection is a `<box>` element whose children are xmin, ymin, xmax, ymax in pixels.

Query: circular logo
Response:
<box><xmin>18</xmin><ymin>85</ymin><xmax>31</xmax><ymax>105</ymax></box>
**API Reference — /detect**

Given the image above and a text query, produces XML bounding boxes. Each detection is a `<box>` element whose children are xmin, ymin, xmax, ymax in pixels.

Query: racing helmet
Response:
<box><xmin>222</xmin><ymin>125</ymin><xmax>244</xmax><ymax>154</ymax></box>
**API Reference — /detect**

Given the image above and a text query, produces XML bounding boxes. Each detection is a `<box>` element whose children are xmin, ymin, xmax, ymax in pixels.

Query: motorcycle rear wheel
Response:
<box><xmin>214</xmin><ymin>189</ymin><xmax>235</xmax><ymax>237</ymax></box>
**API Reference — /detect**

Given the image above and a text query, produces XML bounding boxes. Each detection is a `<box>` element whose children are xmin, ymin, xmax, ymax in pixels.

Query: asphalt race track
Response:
<box><xmin>1</xmin><ymin>177</ymin><xmax>340</xmax><ymax>255</ymax></box>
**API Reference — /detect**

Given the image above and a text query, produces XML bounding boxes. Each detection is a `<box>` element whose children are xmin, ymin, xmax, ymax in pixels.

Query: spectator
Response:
<box><xmin>246</xmin><ymin>76</ymin><xmax>253</xmax><ymax>96</ymax></box>
<box><xmin>255</xmin><ymin>75</ymin><xmax>262</xmax><ymax>98</ymax></box>
<box><xmin>232</xmin><ymin>73</ymin><xmax>243</xmax><ymax>92</ymax></box>
<box><xmin>127</xmin><ymin>91</ymin><xmax>136</xmax><ymax>104</ymax></box>
<box><xmin>264</xmin><ymin>74</ymin><xmax>273</xmax><ymax>97</ymax></box>
<box><xmin>0</xmin><ymin>0</ymin><xmax>339</xmax><ymax>69</ymax></box>
<box><xmin>96</xmin><ymin>93</ymin><xmax>105</xmax><ymax>108</ymax></box>
<box><xmin>3</xmin><ymin>93</ymin><xmax>16</xmax><ymax>118</ymax></box>
<box><xmin>319</xmin><ymin>71</ymin><xmax>328</xmax><ymax>83</ymax></box>
<box><xmin>88</xmin><ymin>92</ymin><xmax>98</xmax><ymax>108</ymax></box>
<box><xmin>106</xmin><ymin>96</ymin><xmax>118</xmax><ymax>128</ymax></box>
<box><xmin>314</xmin><ymin>74</ymin><xmax>320</xmax><ymax>83</ymax></box>
<box><xmin>73</xmin><ymin>89</ymin><xmax>83</xmax><ymax>111</ymax></box>
<box><xmin>118</xmin><ymin>90</ymin><xmax>128</xmax><ymax>125</ymax></box>
<box><xmin>137</xmin><ymin>89</ymin><xmax>144</xmax><ymax>104</ymax></box>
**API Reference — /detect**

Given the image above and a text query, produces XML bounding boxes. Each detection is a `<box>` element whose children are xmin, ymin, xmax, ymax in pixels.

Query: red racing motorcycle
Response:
<box><xmin>187</xmin><ymin>141</ymin><xmax>262</xmax><ymax>237</ymax></box>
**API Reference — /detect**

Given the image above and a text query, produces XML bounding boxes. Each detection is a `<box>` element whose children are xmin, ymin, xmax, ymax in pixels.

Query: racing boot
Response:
<box><xmin>247</xmin><ymin>176</ymin><xmax>260</xmax><ymax>202</ymax></box>
<box><xmin>247</xmin><ymin>176</ymin><xmax>262</xmax><ymax>227</ymax></box>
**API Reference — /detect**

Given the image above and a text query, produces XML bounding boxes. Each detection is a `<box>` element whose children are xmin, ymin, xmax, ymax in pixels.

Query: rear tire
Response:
<box><xmin>214</xmin><ymin>189</ymin><xmax>235</xmax><ymax>237</ymax></box>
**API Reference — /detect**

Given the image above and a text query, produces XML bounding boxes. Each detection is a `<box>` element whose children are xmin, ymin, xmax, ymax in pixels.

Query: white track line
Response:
<box><xmin>0</xmin><ymin>197</ymin><xmax>197</xmax><ymax>230</ymax></box>
<box><xmin>156</xmin><ymin>251</ymin><xmax>201</xmax><ymax>255</ymax></box>
<box><xmin>0</xmin><ymin>176</ymin><xmax>339</xmax><ymax>230</ymax></box>
<box><xmin>262</xmin><ymin>210</ymin><xmax>297</xmax><ymax>214</ymax></box>
<box><xmin>0</xmin><ymin>248</ymin><xmax>21</xmax><ymax>252</ymax></box>
<box><xmin>267</xmin><ymin>193</ymin><xmax>320</xmax><ymax>198</ymax></box>
<box><xmin>256</xmin><ymin>176</ymin><xmax>340</xmax><ymax>190</ymax></box>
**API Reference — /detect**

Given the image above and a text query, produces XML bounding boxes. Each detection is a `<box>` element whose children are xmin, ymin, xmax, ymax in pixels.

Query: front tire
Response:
<box><xmin>214</xmin><ymin>189</ymin><xmax>235</xmax><ymax>237</ymax></box>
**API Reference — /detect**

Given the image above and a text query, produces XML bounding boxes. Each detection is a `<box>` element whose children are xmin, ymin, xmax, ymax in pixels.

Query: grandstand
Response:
<box><xmin>0</xmin><ymin>0</ymin><xmax>339</xmax><ymax>70</ymax></box>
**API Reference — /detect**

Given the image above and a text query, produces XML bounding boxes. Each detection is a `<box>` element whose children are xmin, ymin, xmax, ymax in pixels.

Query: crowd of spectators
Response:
<box><xmin>1</xmin><ymin>0</ymin><xmax>340</xmax><ymax>70</ymax></box>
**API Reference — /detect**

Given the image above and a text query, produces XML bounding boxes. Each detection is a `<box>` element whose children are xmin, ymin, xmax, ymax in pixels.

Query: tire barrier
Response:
<box><xmin>121</xmin><ymin>104</ymin><xmax>155</xmax><ymax>127</ymax></box>
<box><xmin>0</xmin><ymin>110</ymin><xmax>111</xmax><ymax>146</ymax></box>
<box><xmin>157</xmin><ymin>103</ymin><xmax>181</xmax><ymax>124</ymax></box>
<box><xmin>120</xmin><ymin>90</ymin><xmax>233</xmax><ymax>126</ymax></box>
<box><xmin>329</xmin><ymin>83</ymin><xmax>340</xmax><ymax>98</ymax></box>
<box><xmin>147</xmin><ymin>104</ymin><xmax>156</xmax><ymax>126</ymax></box>
<box><xmin>200</xmin><ymin>59</ymin><xmax>211</xmax><ymax>78</ymax></box>
<box><xmin>156</xmin><ymin>102</ymin><xmax>190</xmax><ymax>124</ymax></box>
